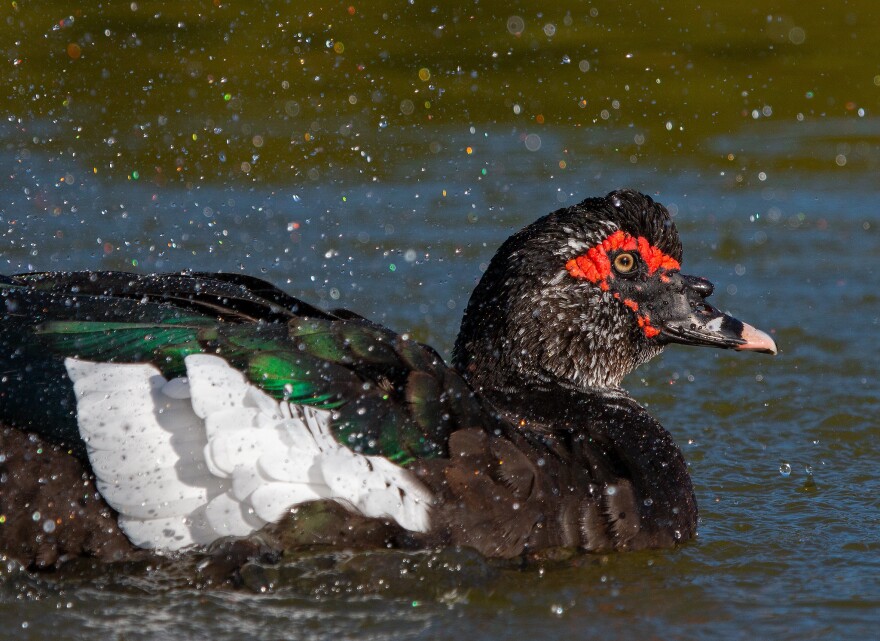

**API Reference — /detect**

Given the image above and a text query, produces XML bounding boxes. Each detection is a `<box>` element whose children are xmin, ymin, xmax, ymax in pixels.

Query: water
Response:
<box><xmin>2</xmin><ymin>2</ymin><xmax>879</xmax><ymax>639</ymax></box>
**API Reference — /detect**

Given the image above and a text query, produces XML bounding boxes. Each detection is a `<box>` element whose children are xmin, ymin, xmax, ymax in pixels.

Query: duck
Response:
<box><xmin>0</xmin><ymin>189</ymin><xmax>776</xmax><ymax>568</ymax></box>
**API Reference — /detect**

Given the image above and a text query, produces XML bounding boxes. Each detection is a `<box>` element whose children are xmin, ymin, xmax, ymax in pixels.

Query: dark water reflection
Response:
<box><xmin>2</xmin><ymin>1</ymin><xmax>879</xmax><ymax>639</ymax></box>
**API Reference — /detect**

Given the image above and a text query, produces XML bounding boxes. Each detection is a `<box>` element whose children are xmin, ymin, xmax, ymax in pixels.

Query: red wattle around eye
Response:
<box><xmin>566</xmin><ymin>231</ymin><xmax>680</xmax><ymax>283</ymax></box>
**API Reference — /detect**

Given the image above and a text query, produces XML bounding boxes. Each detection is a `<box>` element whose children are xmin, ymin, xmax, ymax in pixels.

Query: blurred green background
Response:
<box><xmin>4</xmin><ymin>1</ymin><xmax>878</xmax><ymax>187</ymax></box>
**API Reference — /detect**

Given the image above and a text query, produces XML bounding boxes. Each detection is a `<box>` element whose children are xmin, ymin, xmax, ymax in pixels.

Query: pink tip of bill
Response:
<box><xmin>736</xmin><ymin>322</ymin><xmax>778</xmax><ymax>355</ymax></box>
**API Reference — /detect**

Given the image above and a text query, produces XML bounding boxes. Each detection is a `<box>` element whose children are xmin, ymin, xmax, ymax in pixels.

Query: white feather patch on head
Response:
<box><xmin>564</xmin><ymin>238</ymin><xmax>591</xmax><ymax>253</ymax></box>
<box><xmin>64</xmin><ymin>354</ymin><xmax>433</xmax><ymax>552</ymax></box>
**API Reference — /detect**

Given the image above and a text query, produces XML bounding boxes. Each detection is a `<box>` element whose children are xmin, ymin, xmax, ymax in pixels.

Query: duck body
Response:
<box><xmin>0</xmin><ymin>190</ymin><xmax>775</xmax><ymax>566</ymax></box>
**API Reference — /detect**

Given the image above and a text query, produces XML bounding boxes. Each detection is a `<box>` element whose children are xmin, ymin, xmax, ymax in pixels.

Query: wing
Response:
<box><xmin>0</xmin><ymin>271</ymin><xmax>489</xmax><ymax>464</ymax></box>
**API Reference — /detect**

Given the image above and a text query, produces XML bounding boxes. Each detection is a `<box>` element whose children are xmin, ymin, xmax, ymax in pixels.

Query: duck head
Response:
<box><xmin>453</xmin><ymin>189</ymin><xmax>776</xmax><ymax>393</ymax></box>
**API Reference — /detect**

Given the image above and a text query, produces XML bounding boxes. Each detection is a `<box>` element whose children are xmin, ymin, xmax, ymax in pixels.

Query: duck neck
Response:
<box><xmin>451</xmin><ymin>293</ymin><xmax>661</xmax><ymax>396</ymax></box>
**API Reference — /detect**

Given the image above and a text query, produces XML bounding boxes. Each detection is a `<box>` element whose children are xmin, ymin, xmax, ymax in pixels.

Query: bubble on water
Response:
<box><xmin>779</xmin><ymin>463</ymin><xmax>792</xmax><ymax>477</ymax></box>
<box><xmin>550</xmin><ymin>604</ymin><xmax>564</xmax><ymax>616</ymax></box>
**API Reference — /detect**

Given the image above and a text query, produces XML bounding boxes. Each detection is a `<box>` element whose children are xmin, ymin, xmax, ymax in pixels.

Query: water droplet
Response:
<box><xmin>507</xmin><ymin>16</ymin><xmax>524</xmax><ymax>35</ymax></box>
<box><xmin>524</xmin><ymin>133</ymin><xmax>542</xmax><ymax>151</ymax></box>
<box><xmin>550</xmin><ymin>604</ymin><xmax>564</xmax><ymax>616</ymax></box>
<box><xmin>779</xmin><ymin>463</ymin><xmax>792</xmax><ymax>477</ymax></box>
<box><xmin>42</xmin><ymin>519</ymin><xmax>56</xmax><ymax>534</ymax></box>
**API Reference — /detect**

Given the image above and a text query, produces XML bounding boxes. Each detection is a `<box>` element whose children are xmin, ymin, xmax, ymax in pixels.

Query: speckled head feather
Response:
<box><xmin>453</xmin><ymin>189</ymin><xmax>682</xmax><ymax>394</ymax></box>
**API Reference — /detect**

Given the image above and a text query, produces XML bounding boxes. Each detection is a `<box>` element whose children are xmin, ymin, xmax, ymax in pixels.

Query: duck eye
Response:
<box><xmin>613</xmin><ymin>252</ymin><xmax>636</xmax><ymax>274</ymax></box>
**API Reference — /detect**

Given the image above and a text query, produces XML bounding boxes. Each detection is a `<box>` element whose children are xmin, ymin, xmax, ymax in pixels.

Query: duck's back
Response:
<box><xmin>0</xmin><ymin>271</ymin><xmax>479</xmax><ymax>460</ymax></box>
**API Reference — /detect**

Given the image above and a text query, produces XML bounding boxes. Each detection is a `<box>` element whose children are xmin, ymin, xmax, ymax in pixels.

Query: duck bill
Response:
<box><xmin>653</xmin><ymin>272</ymin><xmax>777</xmax><ymax>355</ymax></box>
<box><xmin>660</xmin><ymin>303</ymin><xmax>777</xmax><ymax>355</ymax></box>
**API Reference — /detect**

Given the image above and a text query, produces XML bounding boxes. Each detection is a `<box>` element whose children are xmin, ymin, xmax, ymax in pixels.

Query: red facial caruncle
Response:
<box><xmin>565</xmin><ymin>230</ymin><xmax>681</xmax><ymax>339</ymax></box>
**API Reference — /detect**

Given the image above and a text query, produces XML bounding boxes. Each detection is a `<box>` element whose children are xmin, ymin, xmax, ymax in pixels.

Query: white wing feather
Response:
<box><xmin>65</xmin><ymin>354</ymin><xmax>433</xmax><ymax>552</ymax></box>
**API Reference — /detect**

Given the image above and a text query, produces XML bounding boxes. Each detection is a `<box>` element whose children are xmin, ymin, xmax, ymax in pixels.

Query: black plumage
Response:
<box><xmin>0</xmin><ymin>189</ymin><xmax>775</xmax><ymax>567</ymax></box>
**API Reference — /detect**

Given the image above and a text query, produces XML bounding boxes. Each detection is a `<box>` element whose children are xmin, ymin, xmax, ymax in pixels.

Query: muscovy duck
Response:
<box><xmin>0</xmin><ymin>189</ymin><xmax>776</xmax><ymax>567</ymax></box>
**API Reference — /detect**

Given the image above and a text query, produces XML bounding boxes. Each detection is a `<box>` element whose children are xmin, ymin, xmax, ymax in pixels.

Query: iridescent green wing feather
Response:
<box><xmin>35</xmin><ymin>320</ymin><xmax>216</xmax><ymax>378</ymax></box>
